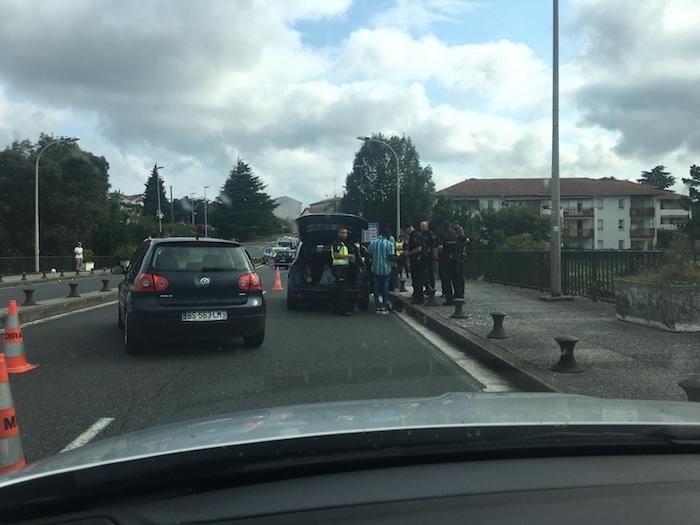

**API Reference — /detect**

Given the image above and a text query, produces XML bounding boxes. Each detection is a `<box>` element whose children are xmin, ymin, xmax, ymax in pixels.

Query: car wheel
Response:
<box><xmin>118</xmin><ymin>303</ymin><xmax>125</xmax><ymax>329</ymax></box>
<box><xmin>124</xmin><ymin>313</ymin><xmax>142</xmax><ymax>354</ymax></box>
<box><xmin>243</xmin><ymin>328</ymin><xmax>265</xmax><ymax>348</ymax></box>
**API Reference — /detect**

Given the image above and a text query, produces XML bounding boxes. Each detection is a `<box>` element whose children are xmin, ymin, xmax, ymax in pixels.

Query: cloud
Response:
<box><xmin>371</xmin><ymin>0</ymin><xmax>480</xmax><ymax>33</ymax></box>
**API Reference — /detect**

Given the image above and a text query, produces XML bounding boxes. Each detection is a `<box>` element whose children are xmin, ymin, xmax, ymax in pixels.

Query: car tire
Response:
<box><xmin>243</xmin><ymin>329</ymin><xmax>265</xmax><ymax>348</ymax></box>
<box><xmin>118</xmin><ymin>304</ymin><xmax>125</xmax><ymax>329</ymax></box>
<box><xmin>124</xmin><ymin>313</ymin><xmax>142</xmax><ymax>354</ymax></box>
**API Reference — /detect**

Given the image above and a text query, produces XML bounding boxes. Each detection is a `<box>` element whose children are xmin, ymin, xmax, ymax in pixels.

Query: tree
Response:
<box><xmin>142</xmin><ymin>163</ymin><xmax>170</xmax><ymax>226</ymax></box>
<box><xmin>0</xmin><ymin>133</ymin><xmax>112</xmax><ymax>257</ymax></box>
<box><xmin>342</xmin><ymin>134</ymin><xmax>435</xmax><ymax>233</ymax></box>
<box><xmin>209</xmin><ymin>159</ymin><xmax>278</xmax><ymax>241</ymax></box>
<box><xmin>682</xmin><ymin>164</ymin><xmax>700</xmax><ymax>241</ymax></box>
<box><xmin>478</xmin><ymin>207</ymin><xmax>550</xmax><ymax>250</ymax></box>
<box><xmin>638</xmin><ymin>165</ymin><xmax>675</xmax><ymax>190</ymax></box>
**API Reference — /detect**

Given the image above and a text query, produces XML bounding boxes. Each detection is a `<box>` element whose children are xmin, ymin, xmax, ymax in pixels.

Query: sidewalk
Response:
<box><xmin>395</xmin><ymin>280</ymin><xmax>700</xmax><ymax>401</ymax></box>
<box><xmin>0</xmin><ymin>269</ymin><xmax>111</xmax><ymax>289</ymax></box>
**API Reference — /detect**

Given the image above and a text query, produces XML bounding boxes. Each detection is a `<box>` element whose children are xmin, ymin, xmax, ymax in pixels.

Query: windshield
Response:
<box><xmin>2</xmin><ymin>0</ymin><xmax>700</xmax><ymax>489</ymax></box>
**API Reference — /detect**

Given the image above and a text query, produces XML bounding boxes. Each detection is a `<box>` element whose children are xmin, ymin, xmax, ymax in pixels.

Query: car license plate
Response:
<box><xmin>181</xmin><ymin>311</ymin><xmax>228</xmax><ymax>322</ymax></box>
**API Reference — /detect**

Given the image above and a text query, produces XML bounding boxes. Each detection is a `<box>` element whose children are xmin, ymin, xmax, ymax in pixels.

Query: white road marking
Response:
<box><xmin>394</xmin><ymin>310</ymin><xmax>516</xmax><ymax>393</ymax></box>
<box><xmin>61</xmin><ymin>417</ymin><xmax>115</xmax><ymax>452</ymax></box>
<box><xmin>0</xmin><ymin>300</ymin><xmax>117</xmax><ymax>333</ymax></box>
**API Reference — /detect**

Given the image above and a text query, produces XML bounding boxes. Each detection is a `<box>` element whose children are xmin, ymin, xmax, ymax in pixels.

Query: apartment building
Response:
<box><xmin>436</xmin><ymin>178</ymin><xmax>690</xmax><ymax>250</ymax></box>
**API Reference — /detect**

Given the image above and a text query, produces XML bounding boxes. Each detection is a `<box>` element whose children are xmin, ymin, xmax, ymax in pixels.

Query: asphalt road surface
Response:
<box><xmin>0</xmin><ymin>275</ymin><xmax>117</xmax><ymax>307</ymax></box>
<box><xmin>9</xmin><ymin>266</ymin><xmax>484</xmax><ymax>463</ymax></box>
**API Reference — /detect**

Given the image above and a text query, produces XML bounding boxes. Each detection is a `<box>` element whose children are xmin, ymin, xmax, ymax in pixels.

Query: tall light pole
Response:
<box><xmin>204</xmin><ymin>185</ymin><xmax>210</xmax><ymax>237</ymax></box>
<box><xmin>153</xmin><ymin>164</ymin><xmax>165</xmax><ymax>235</ymax></box>
<box><xmin>357</xmin><ymin>136</ymin><xmax>401</xmax><ymax>239</ymax></box>
<box><xmin>550</xmin><ymin>0</ymin><xmax>562</xmax><ymax>296</ymax></box>
<box><xmin>34</xmin><ymin>136</ymin><xmax>80</xmax><ymax>273</ymax></box>
<box><xmin>189</xmin><ymin>192</ymin><xmax>197</xmax><ymax>226</ymax></box>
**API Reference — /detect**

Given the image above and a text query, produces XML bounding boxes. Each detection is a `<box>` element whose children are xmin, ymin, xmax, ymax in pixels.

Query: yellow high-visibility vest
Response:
<box><xmin>331</xmin><ymin>242</ymin><xmax>350</xmax><ymax>266</ymax></box>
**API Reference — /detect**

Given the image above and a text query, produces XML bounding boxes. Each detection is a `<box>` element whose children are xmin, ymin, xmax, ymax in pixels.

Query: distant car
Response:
<box><xmin>263</xmin><ymin>246</ymin><xmax>285</xmax><ymax>265</ymax></box>
<box><xmin>114</xmin><ymin>237</ymin><xmax>266</xmax><ymax>353</ymax></box>
<box><xmin>286</xmin><ymin>213</ymin><xmax>369</xmax><ymax>311</ymax></box>
<box><xmin>274</xmin><ymin>248</ymin><xmax>295</xmax><ymax>268</ymax></box>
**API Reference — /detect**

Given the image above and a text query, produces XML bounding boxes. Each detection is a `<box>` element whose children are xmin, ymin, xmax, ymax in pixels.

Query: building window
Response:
<box><xmin>618</xmin><ymin>219</ymin><xmax>624</xmax><ymax>230</ymax></box>
<box><xmin>487</xmin><ymin>200</ymin><xmax>494</xmax><ymax>210</ymax></box>
<box><xmin>597</xmin><ymin>219</ymin><xmax>603</xmax><ymax>230</ymax></box>
<box><xmin>597</xmin><ymin>240</ymin><xmax>604</xmax><ymax>249</ymax></box>
<box><xmin>618</xmin><ymin>198</ymin><xmax>625</xmax><ymax>209</ymax></box>
<box><xmin>597</xmin><ymin>198</ymin><xmax>604</xmax><ymax>209</ymax></box>
<box><xmin>618</xmin><ymin>240</ymin><xmax>625</xmax><ymax>250</ymax></box>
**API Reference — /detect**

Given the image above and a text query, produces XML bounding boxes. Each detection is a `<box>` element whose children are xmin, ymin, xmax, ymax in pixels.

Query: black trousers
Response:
<box><xmin>424</xmin><ymin>260</ymin><xmax>436</xmax><ymax>295</ymax></box>
<box><xmin>332</xmin><ymin>266</ymin><xmax>348</xmax><ymax>313</ymax></box>
<box><xmin>410</xmin><ymin>259</ymin><xmax>426</xmax><ymax>299</ymax></box>
<box><xmin>439</xmin><ymin>260</ymin><xmax>452</xmax><ymax>300</ymax></box>
<box><xmin>447</xmin><ymin>259</ymin><xmax>464</xmax><ymax>300</ymax></box>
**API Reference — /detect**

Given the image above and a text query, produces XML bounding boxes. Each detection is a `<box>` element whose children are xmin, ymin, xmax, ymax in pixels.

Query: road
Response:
<box><xmin>0</xmin><ymin>275</ymin><xmax>116</xmax><ymax>307</ymax></box>
<box><xmin>9</xmin><ymin>266</ymin><xmax>486</xmax><ymax>463</ymax></box>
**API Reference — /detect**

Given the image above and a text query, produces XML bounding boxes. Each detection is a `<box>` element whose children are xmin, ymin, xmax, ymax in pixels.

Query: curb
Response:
<box><xmin>391</xmin><ymin>293</ymin><xmax>558</xmax><ymax>393</ymax></box>
<box><xmin>0</xmin><ymin>271</ymin><xmax>112</xmax><ymax>290</ymax></box>
<box><xmin>0</xmin><ymin>290</ymin><xmax>118</xmax><ymax>329</ymax></box>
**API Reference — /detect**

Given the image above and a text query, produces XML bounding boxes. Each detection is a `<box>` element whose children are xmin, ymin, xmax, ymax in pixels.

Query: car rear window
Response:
<box><xmin>150</xmin><ymin>244</ymin><xmax>251</xmax><ymax>272</ymax></box>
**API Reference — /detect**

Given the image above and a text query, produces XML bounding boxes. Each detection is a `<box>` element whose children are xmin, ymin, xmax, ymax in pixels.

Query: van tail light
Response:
<box><xmin>238</xmin><ymin>272</ymin><xmax>263</xmax><ymax>292</ymax></box>
<box><xmin>134</xmin><ymin>273</ymin><xmax>169</xmax><ymax>293</ymax></box>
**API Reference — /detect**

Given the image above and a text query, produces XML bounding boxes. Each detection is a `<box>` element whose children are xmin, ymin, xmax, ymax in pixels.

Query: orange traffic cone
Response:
<box><xmin>271</xmin><ymin>267</ymin><xmax>284</xmax><ymax>291</ymax></box>
<box><xmin>0</xmin><ymin>353</ymin><xmax>26</xmax><ymax>474</ymax></box>
<box><xmin>3</xmin><ymin>300</ymin><xmax>38</xmax><ymax>373</ymax></box>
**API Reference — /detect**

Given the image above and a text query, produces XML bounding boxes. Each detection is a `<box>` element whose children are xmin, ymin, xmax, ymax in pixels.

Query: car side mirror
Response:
<box><xmin>111</xmin><ymin>265</ymin><xmax>125</xmax><ymax>275</ymax></box>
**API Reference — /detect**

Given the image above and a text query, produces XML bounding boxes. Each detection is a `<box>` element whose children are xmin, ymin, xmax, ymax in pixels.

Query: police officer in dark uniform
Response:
<box><xmin>442</xmin><ymin>223</ymin><xmax>468</xmax><ymax>304</ymax></box>
<box><xmin>419</xmin><ymin>221</ymin><xmax>436</xmax><ymax>297</ymax></box>
<box><xmin>331</xmin><ymin>226</ymin><xmax>355</xmax><ymax>316</ymax></box>
<box><xmin>437</xmin><ymin>220</ymin><xmax>454</xmax><ymax>304</ymax></box>
<box><xmin>402</xmin><ymin>223</ymin><xmax>426</xmax><ymax>305</ymax></box>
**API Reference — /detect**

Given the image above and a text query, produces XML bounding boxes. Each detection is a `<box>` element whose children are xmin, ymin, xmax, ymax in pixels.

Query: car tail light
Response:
<box><xmin>238</xmin><ymin>272</ymin><xmax>263</xmax><ymax>292</ymax></box>
<box><xmin>134</xmin><ymin>273</ymin><xmax>169</xmax><ymax>293</ymax></box>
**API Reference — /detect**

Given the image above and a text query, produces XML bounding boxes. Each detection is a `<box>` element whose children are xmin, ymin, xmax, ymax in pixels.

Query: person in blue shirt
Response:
<box><xmin>367</xmin><ymin>227</ymin><xmax>395</xmax><ymax>314</ymax></box>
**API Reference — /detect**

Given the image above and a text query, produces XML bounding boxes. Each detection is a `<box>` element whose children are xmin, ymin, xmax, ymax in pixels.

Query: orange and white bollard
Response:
<box><xmin>0</xmin><ymin>354</ymin><xmax>25</xmax><ymax>474</ymax></box>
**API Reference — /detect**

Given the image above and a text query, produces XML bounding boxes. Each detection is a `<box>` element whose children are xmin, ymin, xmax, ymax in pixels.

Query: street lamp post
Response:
<box><xmin>189</xmin><ymin>193</ymin><xmax>197</xmax><ymax>227</ymax></box>
<box><xmin>153</xmin><ymin>164</ymin><xmax>165</xmax><ymax>235</ymax></box>
<box><xmin>204</xmin><ymin>185</ymin><xmax>210</xmax><ymax>237</ymax></box>
<box><xmin>34</xmin><ymin>136</ymin><xmax>80</xmax><ymax>273</ymax></box>
<box><xmin>357</xmin><ymin>136</ymin><xmax>401</xmax><ymax>239</ymax></box>
<box><xmin>550</xmin><ymin>0</ymin><xmax>562</xmax><ymax>296</ymax></box>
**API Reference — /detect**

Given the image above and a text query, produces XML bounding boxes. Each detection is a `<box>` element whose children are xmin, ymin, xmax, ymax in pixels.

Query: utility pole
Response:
<box><xmin>169</xmin><ymin>185</ymin><xmax>174</xmax><ymax>225</ymax></box>
<box><xmin>204</xmin><ymin>185</ymin><xmax>210</xmax><ymax>237</ymax></box>
<box><xmin>153</xmin><ymin>163</ymin><xmax>165</xmax><ymax>235</ymax></box>
<box><xmin>550</xmin><ymin>0</ymin><xmax>562</xmax><ymax>296</ymax></box>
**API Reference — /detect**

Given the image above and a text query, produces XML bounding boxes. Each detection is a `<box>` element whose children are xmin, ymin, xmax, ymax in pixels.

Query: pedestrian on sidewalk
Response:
<box><xmin>444</xmin><ymin>223</ymin><xmax>468</xmax><ymax>303</ymax></box>
<box><xmin>368</xmin><ymin>227</ymin><xmax>395</xmax><ymax>314</ymax></box>
<box><xmin>419</xmin><ymin>221</ymin><xmax>437</xmax><ymax>298</ymax></box>
<box><xmin>73</xmin><ymin>242</ymin><xmax>84</xmax><ymax>272</ymax></box>
<box><xmin>402</xmin><ymin>223</ymin><xmax>426</xmax><ymax>305</ymax></box>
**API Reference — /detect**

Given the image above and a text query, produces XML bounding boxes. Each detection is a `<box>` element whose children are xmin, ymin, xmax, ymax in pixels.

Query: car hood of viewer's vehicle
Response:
<box><xmin>296</xmin><ymin>213</ymin><xmax>368</xmax><ymax>245</ymax></box>
<box><xmin>5</xmin><ymin>392</ymin><xmax>700</xmax><ymax>485</ymax></box>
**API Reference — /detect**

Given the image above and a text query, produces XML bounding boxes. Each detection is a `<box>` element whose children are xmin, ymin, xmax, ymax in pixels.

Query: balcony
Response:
<box><xmin>630</xmin><ymin>206</ymin><xmax>655</xmax><ymax>217</ymax></box>
<box><xmin>630</xmin><ymin>228</ymin><xmax>655</xmax><ymax>238</ymax></box>
<box><xmin>567</xmin><ymin>228</ymin><xmax>594</xmax><ymax>238</ymax></box>
<box><xmin>563</xmin><ymin>207</ymin><xmax>594</xmax><ymax>218</ymax></box>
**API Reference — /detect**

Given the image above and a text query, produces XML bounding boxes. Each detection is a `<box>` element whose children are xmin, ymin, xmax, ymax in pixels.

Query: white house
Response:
<box><xmin>436</xmin><ymin>178</ymin><xmax>690</xmax><ymax>250</ymax></box>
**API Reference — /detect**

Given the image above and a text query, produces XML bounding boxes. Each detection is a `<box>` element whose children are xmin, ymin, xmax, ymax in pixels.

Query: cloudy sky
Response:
<box><xmin>1</xmin><ymin>0</ymin><xmax>698</xmax><ymax>205</ymax></box>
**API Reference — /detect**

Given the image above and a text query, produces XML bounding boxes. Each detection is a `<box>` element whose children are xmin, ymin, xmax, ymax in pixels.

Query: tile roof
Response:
<box><xmin>436</xmin><ymin>178</ymin><xmax>673</xmax><ymax>198</ymax></box>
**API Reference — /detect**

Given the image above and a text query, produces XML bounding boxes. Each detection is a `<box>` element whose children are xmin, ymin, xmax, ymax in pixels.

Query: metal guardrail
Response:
<box><xmin>464</xmin><ymin>250</ymin><xmax>700</xmax><ymax>302</ymax></box>
<box><xmin>0</xmin><ymin>256</ymin><xmax>120</xmax><ymax>275</ymax></box>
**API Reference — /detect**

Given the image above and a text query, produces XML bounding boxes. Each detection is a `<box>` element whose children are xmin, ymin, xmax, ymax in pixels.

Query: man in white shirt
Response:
<box><xmin>74</xmin><ymin>242</ymin><xmax>84</xmax><ymax>271</ymax></box>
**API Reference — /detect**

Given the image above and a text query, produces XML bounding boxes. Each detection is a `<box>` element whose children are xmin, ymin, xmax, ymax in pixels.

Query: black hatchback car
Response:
<box><xmin>114</xmin><ymin>237</ymin><xmax>266</xmax><ymax>353</ymax></box>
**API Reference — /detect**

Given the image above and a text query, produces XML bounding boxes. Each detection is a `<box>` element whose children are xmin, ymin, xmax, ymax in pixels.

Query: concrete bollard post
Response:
<box><xmin>41</xmin><ymin>271</ymin><xmax>47</xmax><ymax>279</ymax></box>
<box><xmin>21</xmin><ymin>273</ymin><xmax>27</xmax><ymax>281</ymax></box>
<box><xmin>678</xmin><ymin>377</ymin><xmax>700</xmax><ymax>402</ymax></box>
<box><xmin>551</xmin><ymin>335</ymin><xmax>584</xmax><ymax>373</ymax></box>
<box><xmin>67</xmin><ymin>282</ymin><xmax>81</xmax><ymax>298</ymax></box>
<box><xmin>0</xmin><ymin>275</ymin><xmax>3</xmax><ymax>282</ymax></box>
<box><xmin>75</xmin><ymin>270</ymin><xmax>80</xmax><ymax>276</ymax></box>
<box><xmin>399</xmin><ymin>278</ymin><xmax>407</xmax><ymax>293</ymax></box>
<box><xmin>100</xmin><ymin>279</ymin><xmax>110</xmax><ymax>292</ymax></box>
<box><xmin>90</xmin><ymin>268</ymin><xmax>95</xmax><ymax>274</ymax></box>
<box><xmin>59</xmin><ymin>270</ymin><xmax>65</xmax><ymax>278</ymax></box>
<box><xmin>487</xmin><ymin>312</ymin><xmax>508</xmax><ymax>339</ymax></box>
<box><xmin>21</xmin><ymin>288</ymin><xmax>37</xmax><ymax>307</ymax></box>
<box><xmin>450</xmin><ymin>298</ymin><xmax>467</xmax><ymax>319</ymax></box>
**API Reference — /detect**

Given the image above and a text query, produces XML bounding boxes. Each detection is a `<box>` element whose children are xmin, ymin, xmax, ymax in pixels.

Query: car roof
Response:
<box><xmin>147</xmin><ymin>237</ymin><xmax>241</xmax><ymax>247</ymax></box>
